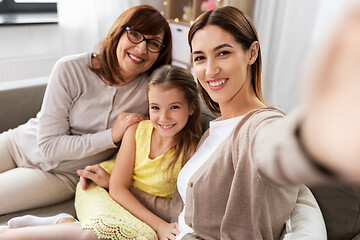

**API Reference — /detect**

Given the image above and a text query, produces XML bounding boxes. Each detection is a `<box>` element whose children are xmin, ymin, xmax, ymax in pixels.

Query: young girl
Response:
<box><xmin>1</xmin><ymin>64</ymin><xmax>202</xmax><ymax>240</ymax></box>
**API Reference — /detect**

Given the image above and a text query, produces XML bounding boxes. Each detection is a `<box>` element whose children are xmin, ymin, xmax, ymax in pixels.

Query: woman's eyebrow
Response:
<box><xmin>192</xmin><ymin>43</ymin><xmax>233</xmax><ymax>55</ymax></box>
<box><xmin>214</xmin><ymin>43</ymin><xmax>233</xmax><ymax>51</ymax></box>
<box><xmin>192</xmin><ymin>50</ymin><xmax>203</xmax><ymax>55</ymax></box>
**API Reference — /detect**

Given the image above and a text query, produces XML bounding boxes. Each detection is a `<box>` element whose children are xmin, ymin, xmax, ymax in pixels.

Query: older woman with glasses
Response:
<box><xmin>0</xmin><ymin>4</ymin><xmax>172</xmax><ymax>217</ymax></box>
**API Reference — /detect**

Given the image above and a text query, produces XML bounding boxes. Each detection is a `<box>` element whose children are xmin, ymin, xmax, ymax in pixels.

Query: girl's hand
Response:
<box><xmin>77</xmin><ymin>164</ymin><xmax>110</xmax><ymax>190</ymax></box>
<box><xmin>157</xmin><ymin>222</ymin><xmax>179</xmax><ymax>240</ymax></box>
<box><xmin>111</xmin><ymin>112</ymin><xmax>147</xmax><ymax>144</ymax></box>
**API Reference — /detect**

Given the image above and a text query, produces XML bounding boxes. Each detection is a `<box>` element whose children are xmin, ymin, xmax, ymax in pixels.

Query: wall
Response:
<box><xmin>0</xmin><ymin>24</ymin><xmax>62</xmax><ymax>82</ymax></box>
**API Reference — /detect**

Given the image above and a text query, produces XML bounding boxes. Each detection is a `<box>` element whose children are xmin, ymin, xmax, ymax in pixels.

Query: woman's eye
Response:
<box><xmin>130</xmin><ymin>31</ymin><xmax>140</xmax><ymax>38</ymax></box>
<box><xmin>193</xmin><ymin>56</ymin><xmax>205</xmax><ymax>62</ymax></box>
<box><xmin>171</xmin><ymin>105</ymin><xmax>180</xmax><ymax>110</ymax></box>
<box><xmin>218</xmin><ymin>50</ymin><xmax>230</xmax><ymax>57</ymax></box>
<box><xmin>149</xmin><ymin>40</ymin><xmax>161</xmax><ymax>49</ymax></box>
<box><xmin>151</xmin><ymin>106</ymin><xmax>159</xmax><ymax>110</ymax></box>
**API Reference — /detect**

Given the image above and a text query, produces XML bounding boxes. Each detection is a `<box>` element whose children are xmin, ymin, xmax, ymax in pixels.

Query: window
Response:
<box><xmin>0</xmin><ymin>0</ymin><xmax>57</xmax><ymax>25</ymax></box>
<box><xmin>0</xmin><ymin>0</ymin><xmax>56</xmax><ymax>13</ymax></box>
<box><xmin>15</xmin><ymin>0</ymin><xmax>57</xmax><ymax>2</ymax></box>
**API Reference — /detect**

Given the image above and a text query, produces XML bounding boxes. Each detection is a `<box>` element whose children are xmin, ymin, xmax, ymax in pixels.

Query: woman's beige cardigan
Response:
<box><xmin>171</xmin><ymin>107</ymin><xmax>328</xmax><ymax>240</ymax></box>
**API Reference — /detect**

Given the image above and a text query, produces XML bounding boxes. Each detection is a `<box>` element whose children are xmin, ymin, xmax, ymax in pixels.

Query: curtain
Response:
<box><xmin>253</xmin><ymin>0</ymin><xmax>356</xmax><ymax>112</ymax></box>
<box><xmin>57</xmin><ymin>0</ymin><xmax>141</xmax><ymax>55</ymax></box>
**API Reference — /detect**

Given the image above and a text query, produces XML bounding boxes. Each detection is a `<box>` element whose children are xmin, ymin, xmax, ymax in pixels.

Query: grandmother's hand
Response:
<box><xmin>301</xmin><ymin>5</ymin><xmax>360</xmax><ymax>180</ymax></box>
<box><xmin>77</xmin><ymin>164</ymin><xmax>110</xmax><ymax>190</ymax></box>
<box><xmin>111</xmin><ymin>112</ymin><xmax>147</xmax><ymax>144</ymax></box>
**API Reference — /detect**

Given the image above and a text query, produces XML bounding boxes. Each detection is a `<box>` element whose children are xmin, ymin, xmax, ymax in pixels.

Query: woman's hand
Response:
<box><xmin>301</xmin><ymin>5</ymin><xmax>360</xmax><ymax>180</ymax></box>
<box><xmin>156</xmin><ymin>222</ymin><xmax>179</xmax><ymax>240</ymax></box>
<box><xmin>77</xmin><ymin>164</ymin><xmax>110</xmax><ymax>190</ymax></box>
<box><xmin>111</xmin><ymin>112</ymin><xmax>147</xmax><ymax>144</ymax></box>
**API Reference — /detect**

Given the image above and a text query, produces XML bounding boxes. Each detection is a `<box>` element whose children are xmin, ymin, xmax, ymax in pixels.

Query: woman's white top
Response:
<box><xmin>176</xmin><ymin>115</ymin><xmax>244</xmax><ymax>239</ymax></box>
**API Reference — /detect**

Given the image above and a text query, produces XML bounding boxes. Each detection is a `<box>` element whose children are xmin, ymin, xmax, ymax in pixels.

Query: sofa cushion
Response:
<box><xmin>0</xmin><ymin>198</ymin><xmax>75</xmax><ymax>226</ymax></box>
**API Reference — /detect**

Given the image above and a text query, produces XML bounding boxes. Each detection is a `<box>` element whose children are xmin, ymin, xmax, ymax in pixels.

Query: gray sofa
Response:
<box><xmin>0</xmin><ymin>77</ymin><xmax>77</xmax><ymax>226</ymax></box>
<box><xmin>1</xmin><ymin>77</ymin><xmax>360</xmax><ymax>240</ymax></box>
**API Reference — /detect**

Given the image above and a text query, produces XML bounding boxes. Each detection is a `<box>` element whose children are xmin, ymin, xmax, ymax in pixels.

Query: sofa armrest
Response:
<box><xmin>0</xmin><ymin>77</ymin><xmax>48</xmax><ymax>133</ymax></box>
<box><xmin>353</xmin><ymin>233</ymin><xmax>360</xmax><ymax>240</ymax></box>
<box><xmin>311</xmin><ymin>185</ymin><xmax>360</xmax><ymax>240</ymax></box>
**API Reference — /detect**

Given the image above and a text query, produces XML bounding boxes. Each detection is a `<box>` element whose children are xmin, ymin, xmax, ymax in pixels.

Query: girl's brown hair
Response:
<box><xmin>188</xmin><ymin>6</ymin><xmax>265</xmax><ymax>115</ymax></box>
<box><xmin>91</xmin><ymin>5</ymin><xmax>172</xmax><ymax>84</ymax></box>
<box><xmin>147</xmin><ymin>65</ymin><xmax>202</xmax><ymax>178</ymax></box>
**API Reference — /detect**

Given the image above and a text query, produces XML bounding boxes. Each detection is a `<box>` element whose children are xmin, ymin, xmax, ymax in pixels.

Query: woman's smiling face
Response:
<box><xmin>191</xmin><ymin>24</ymin><xmax>253</xmax><ymax>106</ymax></box>
<box><xmin>116</xmin><ymin>30</ymin><xmax>163</xmax><ymax>83</ymax></box>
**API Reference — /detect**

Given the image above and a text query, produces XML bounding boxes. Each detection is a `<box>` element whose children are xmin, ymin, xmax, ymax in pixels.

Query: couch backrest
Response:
<box><xmin>0</xmin><ymin>77</ymin><xmax>216</xmax><ymax>134</ymax></box>
<box><xmin>0</xmin><ymin>77</ymin><xmax>48</xmax><ymax>133</ymax></box>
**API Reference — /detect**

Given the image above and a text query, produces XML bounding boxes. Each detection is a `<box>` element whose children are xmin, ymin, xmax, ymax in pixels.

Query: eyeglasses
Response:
<box><xmin>125</xmin><ymin>27</ymin><xmax>164</xmax><ymax>53</ymax></box>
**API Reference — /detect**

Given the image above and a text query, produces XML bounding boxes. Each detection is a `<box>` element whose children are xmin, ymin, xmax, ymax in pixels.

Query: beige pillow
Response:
<box><xmin>281</xmin><ymin>185</ymin><xmax>327</xmax><ymax>239</ymax></box>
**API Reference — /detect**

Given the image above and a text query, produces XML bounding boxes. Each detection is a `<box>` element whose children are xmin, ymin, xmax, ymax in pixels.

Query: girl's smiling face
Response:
<box><xmin>148</xmin><ymin>85</ymin><xmax>194</xmax><ymax>139</ymax></box>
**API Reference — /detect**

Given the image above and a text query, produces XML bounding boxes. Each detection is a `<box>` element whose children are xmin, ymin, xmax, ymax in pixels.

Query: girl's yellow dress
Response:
<box><xmin>75</xmin><ymin>120</ymin><xmax>182</xmax><ymax>240</ymax></box>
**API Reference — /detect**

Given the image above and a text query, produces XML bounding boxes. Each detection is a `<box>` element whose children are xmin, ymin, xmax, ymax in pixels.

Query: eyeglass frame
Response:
<box><xmin>125</xmin><ymin>27</ymin><xmax>165</xmax><ymax>53</ymax></box>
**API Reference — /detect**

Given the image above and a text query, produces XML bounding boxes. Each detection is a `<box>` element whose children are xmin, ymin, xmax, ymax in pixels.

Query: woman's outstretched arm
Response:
<box><xmin>300</xmin><ymin>5</ymin><xmax>360</xmax><ymax>181</ymax></box>
<box><xmin>253</xmin><ymin>5</ymin><xmax>360</xmax><ymax>185</ymax></box>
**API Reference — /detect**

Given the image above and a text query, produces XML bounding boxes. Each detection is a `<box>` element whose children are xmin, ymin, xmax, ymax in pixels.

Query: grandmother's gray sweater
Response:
<box><xmin>14</xmin><ymin>53</ymin><xmax>148</xmax><ymax>173</ymax></box>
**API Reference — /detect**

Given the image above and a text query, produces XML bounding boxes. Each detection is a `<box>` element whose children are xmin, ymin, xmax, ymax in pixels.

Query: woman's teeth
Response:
<box><xmin>209</xmin><ymin>79</ymin><xmax>226</xmax><ymax>87</ymax></box>
<box><xmin>160</xmin><ymin>124</ymin><xmax>174</xmax><ymax>129</ymax></box>
<box><xmin>129</xmin><ymin>53</ymin><xmax>143</xmax><ymax>62</ymax></box>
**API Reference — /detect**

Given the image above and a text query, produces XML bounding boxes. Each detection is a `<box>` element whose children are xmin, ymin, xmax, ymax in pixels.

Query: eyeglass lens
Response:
<box><xmin>126</xmin><ymin>27</ymin><xmax>163</xmax><ymax>53</ymax></box>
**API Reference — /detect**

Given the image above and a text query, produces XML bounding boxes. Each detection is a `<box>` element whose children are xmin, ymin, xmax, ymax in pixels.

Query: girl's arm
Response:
<box><xmin>109</xmin><ymin>124</ymin><xmax>179</xmax><ymax>240</ymax></box>
<box><xmin>77</xmin><ymin>165</ymin><xmax>174</xmax><ymax>222</ymax></box>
